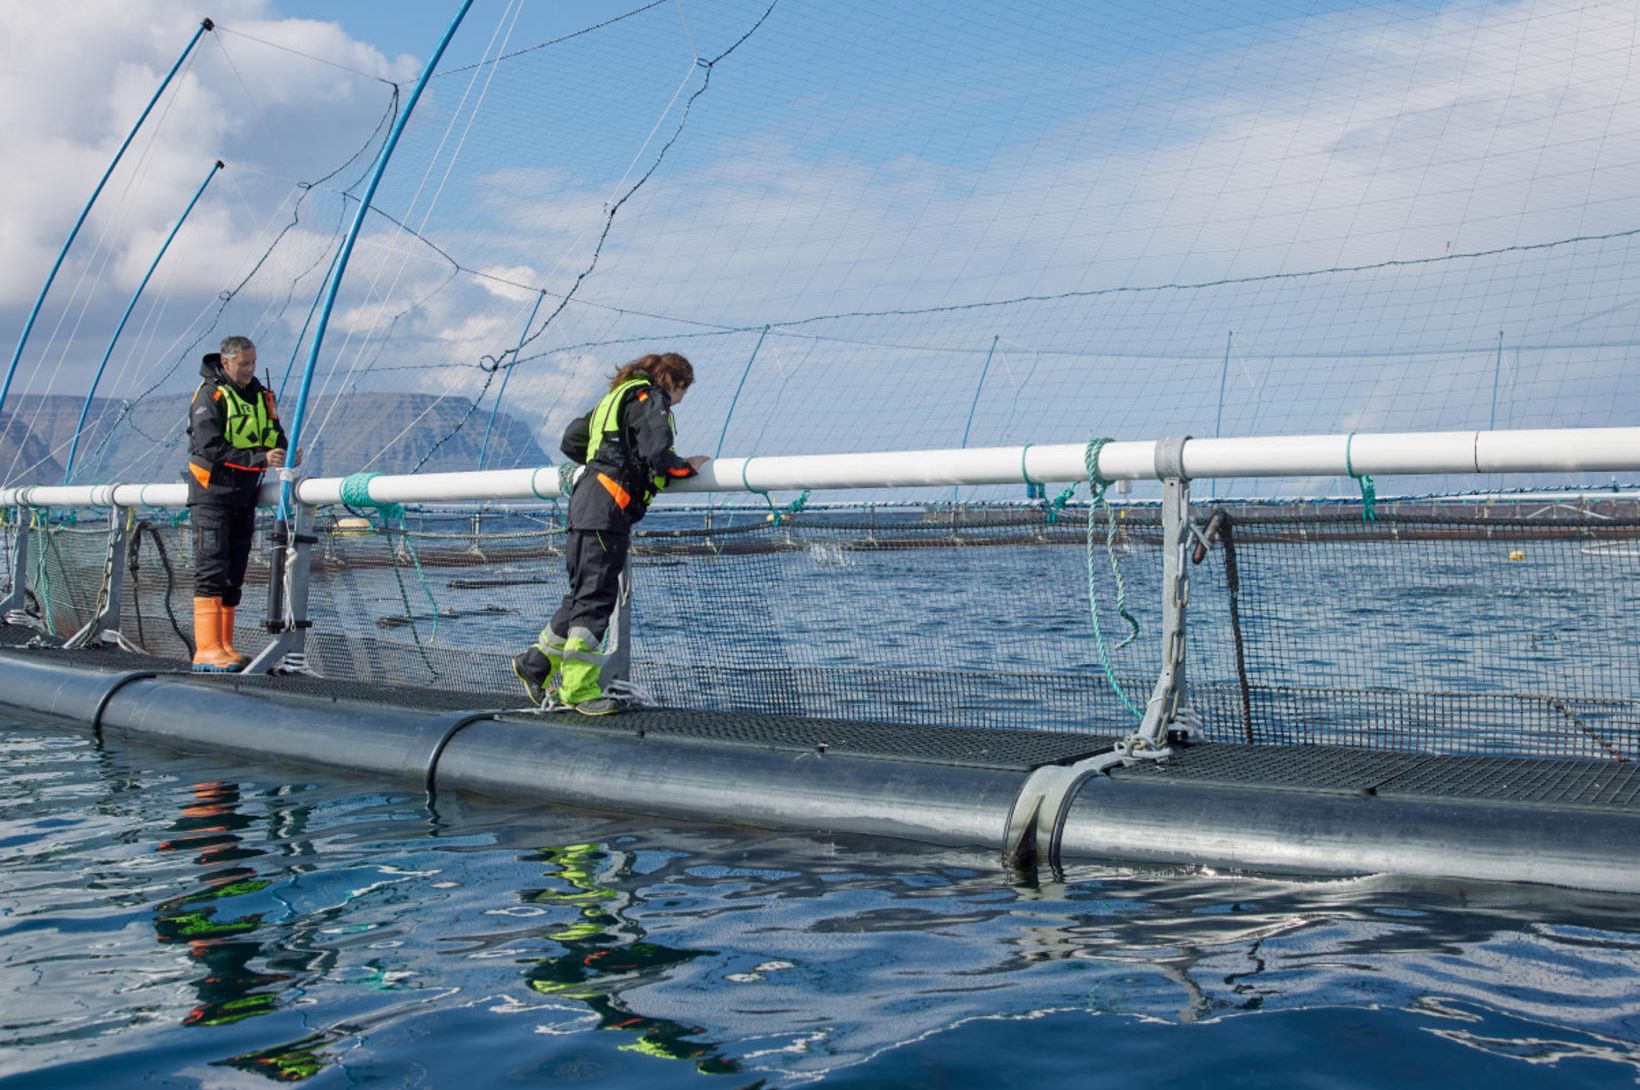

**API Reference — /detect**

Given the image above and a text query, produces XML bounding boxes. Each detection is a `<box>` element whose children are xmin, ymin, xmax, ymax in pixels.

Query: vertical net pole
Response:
<box><xmin>62</xmin><ymin>160</ymin><xmax>225</xmax><ymax>484</ymax></box>
<box><xmin>953</xmin><ymin>334</ymin><xmax>998</xmax><ymax>505</ymax></box>
<box><xmin>0</xmin><ymin>19</ymin><xmax>214</xmax><ymax>435</ymax></box>
<box><xmin>278</xmin><ymin>0</ymin><xmax>476</xmax><ymax>520</ymax></box>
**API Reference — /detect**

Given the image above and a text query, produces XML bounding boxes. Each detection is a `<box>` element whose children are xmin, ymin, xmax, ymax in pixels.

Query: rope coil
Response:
<box><xmin>1083</xmin><ymin>438</ymin><xmax>1142</xmax><ymax>720</ymax></box>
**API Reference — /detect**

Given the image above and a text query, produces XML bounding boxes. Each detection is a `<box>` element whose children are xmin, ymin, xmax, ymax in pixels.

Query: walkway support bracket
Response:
<box><xmin>245</xmin><ymin>497</ymin><xmax>316</xmax><ymax>675</ymax></box>
<box><xmin>1</xmin><ymin>505</ymin><xmax>29</xmax><ymax>622</ymax></box>
<box><xmin>1004</xmin><ymin>437</ymin><xmax>1202</xmax><ymax>875</ymax></box>
<box><xmin>1132</xmin><ymin>437</ymin><xmax>1204</xmax><ymax>753</ymax></box>
<box><xmin>64</xmin><ymin>506</ymin><xmax>131</xmax><ymax>649</ymax></box>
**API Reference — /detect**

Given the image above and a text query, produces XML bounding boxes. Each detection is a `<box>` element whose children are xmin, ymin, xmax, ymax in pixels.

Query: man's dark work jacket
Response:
<box><xmin>561</xmin><ymin>374</ymin><xmax>696</xmax><ymax>531</ymax></box>
<box><xmin>186</xmin><ymin>353</ymin><xmax>287</xmax><ymax>508</ymax></box>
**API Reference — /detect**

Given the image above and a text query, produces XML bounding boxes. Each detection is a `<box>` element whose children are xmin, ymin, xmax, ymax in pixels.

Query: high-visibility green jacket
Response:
<box><xmin>186</xmin><ymin>353</ymin><xmax>286</xmax><ymax>507</ymax></box>
<box><xmin>561</xmin><ymin>373</ymin><xmax>696</xmax><ymax>529</ymax></box>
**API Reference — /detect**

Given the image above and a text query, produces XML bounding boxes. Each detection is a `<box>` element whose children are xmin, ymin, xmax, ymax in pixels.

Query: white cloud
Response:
<box><xmin>6</xmin><ymin>0</ymin><xmax>1639</xmax><ymax>480</ymax></box>
<box><xmin>0</xmin><ymin>0</ymin><xmax>407</xmax><ymax>358</ymax></box>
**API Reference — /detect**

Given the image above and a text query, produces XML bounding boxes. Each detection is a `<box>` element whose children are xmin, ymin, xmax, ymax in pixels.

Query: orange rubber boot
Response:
<box><xmin>220</xmin><ymin>604</ymin><xmax>250</xmax><ymax>668</ymax></box>
<box><xmin>191</xmin><ymin>597</ymin><xmax>240</xmax><ymax>672</ymax></box>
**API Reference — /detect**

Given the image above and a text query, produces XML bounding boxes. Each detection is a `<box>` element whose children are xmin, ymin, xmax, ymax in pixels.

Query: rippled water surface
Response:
<box><xmin>5</xmin><ymin>715</ymin><xmax>1640</xmax><ymax>1089</ymax></box>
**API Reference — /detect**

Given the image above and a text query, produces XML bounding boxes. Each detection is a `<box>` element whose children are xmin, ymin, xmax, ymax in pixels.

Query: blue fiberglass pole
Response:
<box><xmin>0</xmin><ymin>18</ymin><xmax>213</xmax><ymax>428</ymax></box>
<box><xmin>62</xmin><ymin>160</ymin><xmax>224</xmax><ymax>485</ymax></box>
<box><xmin>478</xmin><ymin>290</ymin><xmax>547</xmax><ymax>470</ymax></box>
<box><xmin>1213</xmin><ymin>330</ymin><xmax>1232</xmax><ymax>499</ymax></box>
<box><xmin>279</xmin><ymin>0</ymin><xmax>475</xmax><ymax>513</ymax></box>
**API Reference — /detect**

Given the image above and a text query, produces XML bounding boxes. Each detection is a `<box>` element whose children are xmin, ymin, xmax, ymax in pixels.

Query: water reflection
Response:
<box><xmin>519</xmin><ymin>842</ymin><xmax>742</xmax><ymax>1074</ymax></box>
<box><xmin>151</xmin><ymin>779</ymin><xmax>343</xmax><ymax>1080</ymax></box>
<box><xmin>4</xmin><ymin>722</ymin><xmax>1640</xmax><ymax>1089</ymax></box>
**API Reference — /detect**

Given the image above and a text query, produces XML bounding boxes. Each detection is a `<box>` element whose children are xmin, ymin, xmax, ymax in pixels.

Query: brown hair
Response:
<box><xmin>609</xmin><ymin>352</ymin><xmax>693</xmax><ymax>393</ymax></box>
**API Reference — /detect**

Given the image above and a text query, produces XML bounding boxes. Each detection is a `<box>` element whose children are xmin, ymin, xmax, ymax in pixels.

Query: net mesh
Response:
<box><xmin>4</xmin><ymin>4</ymin><xmax>1640</xmax><ymax>771</ymax></box>
<box><xmin>3</xmin><ymin>1</ymin><xmax>1640</xmax><ymax>499</ymax></box>
<box><xmin>12</xmin><ymin>495</ymin><xmax>1640</xmax><ymax>762</ymax></box>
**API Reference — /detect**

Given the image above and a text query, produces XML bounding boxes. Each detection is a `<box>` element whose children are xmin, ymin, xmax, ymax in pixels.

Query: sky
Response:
<box><xmin>2</xmin><ymin>0</ymin><xmax>1638</xmax><ymax>489</ymax></box>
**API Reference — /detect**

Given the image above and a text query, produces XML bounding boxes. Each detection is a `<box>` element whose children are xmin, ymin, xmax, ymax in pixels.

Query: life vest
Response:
<box><xmin>213</xmin><ymin>382</ymin><xmax>280</xmax><ymax>450</ymax></box>
<box><xmin>585</xmin><ymin>375</ymin><xmax>672</xmax><ymax>506</ymax></box>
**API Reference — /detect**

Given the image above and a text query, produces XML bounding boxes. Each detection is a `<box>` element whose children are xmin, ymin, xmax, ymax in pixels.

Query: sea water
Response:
<box><xmin>4</xmin><ymin>716</ymin><xmax>1640</xmax><ymax>1088</ymax></box>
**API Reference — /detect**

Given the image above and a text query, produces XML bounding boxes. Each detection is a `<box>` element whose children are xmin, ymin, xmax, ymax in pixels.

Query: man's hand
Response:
<box><xmin>267</xmin><ymin>448</ymin><xmax>287</xmax><ymax>468</ymax></box>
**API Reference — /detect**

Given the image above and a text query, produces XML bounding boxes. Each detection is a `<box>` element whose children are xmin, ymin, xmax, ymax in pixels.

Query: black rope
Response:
<box><xmin>128</xmin><ymin>520</ymin><xmax>148</xmax><ymax>649</ymax></box>
<box><xmin>1196</xmin><ymin>509</ymin><xmax>1253</xmax><ymax>744</ymax></box>
<box><xmin>144</xmin><ymin>522</ymin><xmax>192</xmax><ymax>656</ymax></box>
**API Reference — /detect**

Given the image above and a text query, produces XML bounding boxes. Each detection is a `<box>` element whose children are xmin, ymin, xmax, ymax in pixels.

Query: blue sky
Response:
<box><xmin>2</xmin><ymin>0</ymin><xmax>1638</xmax><ymax>489</ymax></box>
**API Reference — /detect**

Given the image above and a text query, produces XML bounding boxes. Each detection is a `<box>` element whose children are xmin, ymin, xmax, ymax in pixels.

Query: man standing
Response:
<box><xmin>186</xmin><ymin>335</ymin><xmax>288</xmax><ymax>672</ymax></box>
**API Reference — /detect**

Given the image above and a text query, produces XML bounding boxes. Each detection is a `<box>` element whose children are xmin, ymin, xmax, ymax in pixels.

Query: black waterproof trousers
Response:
<box><xmin>192</xmin><ymin>503</ymin><xmax>257</xmax><ymax>607</ymax></box>
<box><xmin>547</xmin><ymin>528</ymin><xmax>629</xmax><ymax>644</ymax></box>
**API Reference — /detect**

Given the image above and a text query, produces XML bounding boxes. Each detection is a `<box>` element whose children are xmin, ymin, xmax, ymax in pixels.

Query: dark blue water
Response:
<box><xmin>5</xmin><ymin>715</ymin><xmax>1640</xmax><ymax>1088</ymax></box>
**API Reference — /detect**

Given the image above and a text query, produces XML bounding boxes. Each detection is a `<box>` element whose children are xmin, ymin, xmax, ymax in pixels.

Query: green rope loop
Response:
<box><xmin>1344</xmin><ymin>432</ymin><xmax>1378</xmax><ymax>523</ymax></box>
<box><xmin>1044</xmin><ymin>483</ymin><xmax>1078</xmax><ymax>524</ymax></box>
<box><xmin>169</xmin><ymin>507</ymin><xmax>190</xmax><ymax>529</ymax></box>
<box><xmin>1083</xmin><ymin>438</ymin><xmax>1142</xmax><ymax>721</ymax></box>
<box><xmin>740</xmin><ymin>457</ymin><xmax>810</xmax><ymax>526</ymax></box>
<box><xmin>339</xmin><ymin>472</ymin><xmax>394</xmax><ymax>516</ymax></box>
<box><xmin>1020</xmin><ymin>443</ymin><xmax>1047</xmax><ymax>500</ymax></box>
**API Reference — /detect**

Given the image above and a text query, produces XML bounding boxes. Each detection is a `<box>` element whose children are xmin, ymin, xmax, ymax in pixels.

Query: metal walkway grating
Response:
<box><xmin>1376</xmin><ymin>754</ymin><xmax>1640</xmax><ymax>810</ymax></box>
<box><xmin>497</xmin><ymin>708</ymin><xmax>1122</xmax><ymax>772</ymax></box>
<box><xmin>1109</xmin><ymin>742</ymin><xmax>1437</xmax><ymax>795</ymax></box>
<box><xmin>191</xmin><ymin>671</ymin><xmax>521</xmax><ymax>713</ymax></box>
<box><xmin>1113</xmin><ymin>741</ymin><xmax>1640</xmax><ymax>812</ymax></box>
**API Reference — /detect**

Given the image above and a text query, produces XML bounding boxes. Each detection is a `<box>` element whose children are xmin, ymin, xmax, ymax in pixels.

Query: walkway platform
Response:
<box><xmin>2</xmin><ymin>640</ymin><xmax>1636</xmax><ymax>893</ymax></box>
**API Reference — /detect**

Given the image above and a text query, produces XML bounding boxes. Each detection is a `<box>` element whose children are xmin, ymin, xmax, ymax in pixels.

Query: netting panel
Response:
<box><xmin>12</xmin><ymin>496</ymin><xmax>1640</xmax><ymax>763</ymax></box>
<box><xmin>1185</xmin><ymin>502</ymin><xmax>1640</xmax><ymax>758</ymax></box>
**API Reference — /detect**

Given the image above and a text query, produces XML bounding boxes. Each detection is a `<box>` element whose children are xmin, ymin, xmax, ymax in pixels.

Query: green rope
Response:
<box><xmin>554</xmin><ymin>463</ymin><xmax>579</xmax><ymax>529</ymax></box>
<box><xmin>31</xmin><ymin>509</ymin><xmax>55</xmax><ymax>632</ymax></box>
<box><xmin>339</xmin><ymin>472</ymin><xmax>441</xmax><ymax>652</ymax></box>
<box><xmin>1044</xmin><ymin>483</ymin><xmax>1078</xmax><ymax>524</ymax></box>
<box><xmin>1343</xmin><ymin>432</ymin><xmax>1378</xmax><ymax>523</ymax></box>
<box><xmin>1084</xmin><ymin>439</ymin><xmax>1142</xmax><ymax>721</ymax></box>
<box><xmin>740</xmin><ymin>458</ymin><xmax>810</xmax><ymax>526</ymax></box>
<box><xmin>169</xmin><ymin>507</ymin><xmax>190</xmax><ymax>529</ymax></box>
<box><xmin>1023</xmin><ymin>442</ymin><xmax>1077</xmax><ymax>521</ymax></box>
<box><xmin>1020</xmin><ymin>443</ymin><xmax>1046</xmax><ymax>500</ymax></box>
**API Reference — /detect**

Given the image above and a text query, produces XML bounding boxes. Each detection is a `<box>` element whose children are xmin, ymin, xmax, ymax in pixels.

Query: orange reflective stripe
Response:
<box><xmin>189</xmin><ymin>463</ymin><xmax>211</xmax><ymax>487</ymax></box>
<box><xmin>212</xmin><ymin>388</ymin><xmax>223</xmax><ymax>401</ymax></box>
<box><xmin>665</xmin><ymin>465</ymin><xmax>692</xmax><ymax>477</ymax></box>
<box><xmin>596</xmin><ymin>471</ymin><xmax>631</xmax><ymax>509</ymax></box>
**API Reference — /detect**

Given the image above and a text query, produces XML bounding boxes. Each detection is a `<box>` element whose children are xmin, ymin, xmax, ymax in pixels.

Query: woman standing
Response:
<box><xmin>514</xmin><ymin>353</ymin><xmax>708</xmax><ymax>714</ymax></box>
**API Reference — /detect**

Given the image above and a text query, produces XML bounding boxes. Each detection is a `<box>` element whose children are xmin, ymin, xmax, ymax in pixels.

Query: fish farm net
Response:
<box><xmin>8</xmin><ymin>495</ymin><xmax>1640</xmax><ymax>762</ymax></box>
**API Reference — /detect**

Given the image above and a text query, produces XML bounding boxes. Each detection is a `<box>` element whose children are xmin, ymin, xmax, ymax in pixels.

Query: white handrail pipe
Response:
<box><xmin>4</xmin><ymin>427</ymin><xmax>1639</xmax><ymax>510</ymax></box>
